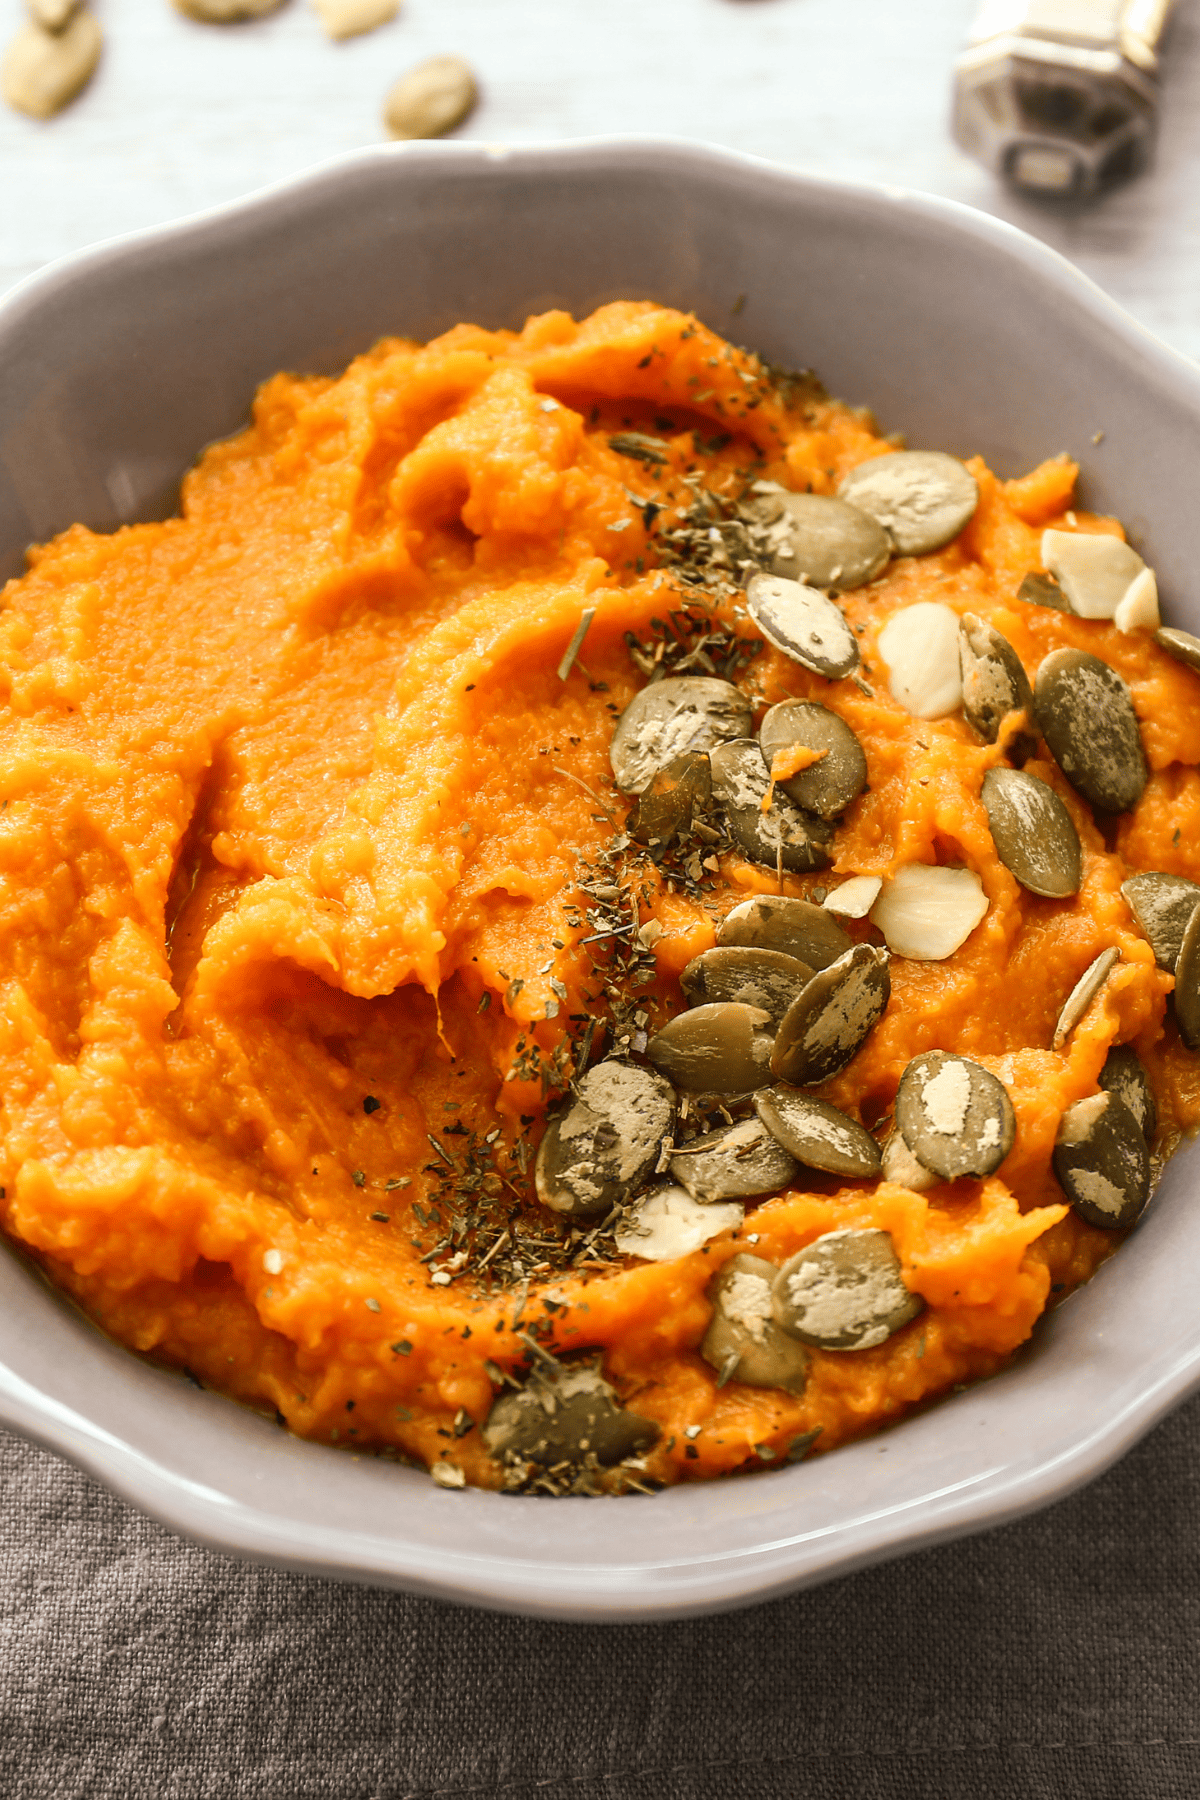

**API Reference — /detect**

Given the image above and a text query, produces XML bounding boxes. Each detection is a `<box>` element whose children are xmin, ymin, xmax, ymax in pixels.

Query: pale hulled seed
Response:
<box><xmin>534</xmin><ymin>1060</ymin><xmax>675</xmax><ymax>1218</ymax></box>
<box><xmin>701</xmin><ymin>1255</ymin><xmax>810</xmax><ymax>1395</ymax></box>
<box><xmin>627</xmin><ymin>750</ymin><xmax>712</xmax><ymax>847</ymax></box>
<box><xmin>769</xmin><ymin>943</ymin><xmax>890</xmax><ymax>1088</ymax></box>
<box><xmin>758</xmin><ymin>700</ymin><xmax>868</xmax><ymax>820</ymax></box>
<box><xmin>27</xmin><ymin>0</ymin><xmax>79</xmax><ymax>29</ymax></box>
<box><xmin>645</xmin><ymin>1002</ymin><xmax>775</xmax><ymax>1095</ymax></box>
<box><xmin>315</xmin><ymin>0</ymin><xmax>398</xmax><ymax>38</ymax></box>
<box><xmin>959</xmin><ymin>614</ymin><xmax>1036</xmax><ymax>760</ymax></box>
<box><xmin>717</xmin><ymin>894</ymin><xmax>851</xmax><ymax>971</ymax></box>
<box><xmin>1154</xmin><ymin>626</ymin><xmax>1200</xmax><ymax>677</ymax></box>
<box><xmin>613</xmin><ymin>1185</ymin><xmax>743</xmax><ymax>1260</ymax></box>
<box><xmin>877</xmin><ymin>602</ymin><xmax>963</xmax><ymax>719</ymax></box>
<box><xmin>837</xmin><ymin>451</ymin><xmax>978</xmax><ymax>556</ymax></box>
<box><xmin>823</xmin><ymin>875</ymin><xmax>882</xmax><ymax>918</ymax></box>
<box><xmin>709</xmin><ymin>739</ymin><xmax>835</xmax><ymax>872</ymax></box>
<box><xmin>772</xmin><ymin>1228</ymin><xmax>923</xmax><ymax>1351</ymax></box>
<box><xmin>680</xmin><ymin>945</ymin><xmax>815</xmax><ymax>1026</ymax></box>
<box><xmin>1174</xmin><ymin>904</ymin><xmax>1200</xmax><ymax>1052</ymax></box>
<box><xmin>754</xmin><ymin>491</ymin><xmax>891</xmax><ymax>590</ymax></box>
<box><xmin>869</xmin><ymin>864</ymin><xmax>988</xmax><ymax>961</ymax></box>
<box><xmin>1052</xmin><ymin>948</ymin><xmax>1120</xmax><ymax>1051</ymax></box>
<box><xmin>981</xmin><ymin>767</ymin><xmax>1081</xmax><ymax>899</ymax></box>
<box><xmin>173</xmin><ymin>0</ymin><xmax>282</xmax><ymax>17</ymax></box>
<box><xmin>1098</xmin><ymin>1044</ymin><xmax>1157</xmax><ymax>1141</ymax></box>
<box><xmin>383</xmin><ymin>53</ymin><xmax>478</xmax><ymax>140</ymax></box>
<box><xmin>894</xmin><ymin>1051</ymin><xmax>1015</xmax><ymax>1181</ymax></box>
<box><xmin>1040</xmin><ymin>529</ymin><xmax>1145</xmax><ymax>620</ymax></box>
<box><xmin>669</xmin><ymin>1118</ymin><xmax>798</xmax><ymax>1202</ymax></box>
<box><xmin>610</xmin><ymin>676</ymin><xmax>752</xmax><ymax>794</ymax></box>
<box><xmin>482</xmin><ymin>1362</ymin><xmax>659</xmax><ymax>1467</ymax></box>
<box><xmin>1</xmin><ymin>10</ymin><xmax>100</xmax><ymax>117</ymax></box>
<box><xmin>754</xmin><ymin>1086</ymin><xmax>882</xmax><ymax>1178</ymax></box>
<box><xmin>745</xmin><ymin>573</ymin><xmax>859</xmax><ymax>680</ymax></box>
<box><xmin>1053</xmin><ymin>1091</ymin><xmax>1151</xmax><ymax>1229</ymax></box>
<box><xmin>1034</xmin><ymin>648</ymin><xmax>1148</xmax><ymax>814</ymax></box>
<box><xmin>1120</xmin><ymin>871</ymin><xmax>1200</xmax><ymax>971</ymax></box>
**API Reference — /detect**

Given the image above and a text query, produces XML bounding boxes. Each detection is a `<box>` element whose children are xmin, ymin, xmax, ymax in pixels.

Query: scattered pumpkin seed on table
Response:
<box><xmin>383</xmin><ymin>52</ymin><xmax>478</xmax><ymax>141</ymax></box>
<box><xmin>1</xmin><ymin>9</ymin><xmax>100</xmax><ymax>117</ymax></box>
<box><xmin>314</xmin><ymin>0</ymin><xmax>398</xmax><ymax>39</ymax></box>
<box><xmin>173</xmin><ymin>0</ymin><xmax>284</xmax><ymax>19</ymax></box>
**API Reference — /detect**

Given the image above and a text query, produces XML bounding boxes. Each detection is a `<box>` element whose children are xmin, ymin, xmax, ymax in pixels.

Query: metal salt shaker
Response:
<box><xmin>952</xmin><ymin>0</ymin><xmax>1177</xmax><ymax>197</ymax></box>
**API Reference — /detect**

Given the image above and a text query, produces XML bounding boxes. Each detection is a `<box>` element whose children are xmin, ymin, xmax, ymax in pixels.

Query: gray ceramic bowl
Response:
<box><xmin>2</xmin><ymin>140</ymin><xmax>1200</xmax><ymax>1621</ymax></box>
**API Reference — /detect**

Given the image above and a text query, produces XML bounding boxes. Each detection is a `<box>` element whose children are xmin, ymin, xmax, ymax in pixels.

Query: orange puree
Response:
<box><xmin>2</xmin><ymin>301</ymin><xmax>1198</xmax><ymax>1493</ymax></box>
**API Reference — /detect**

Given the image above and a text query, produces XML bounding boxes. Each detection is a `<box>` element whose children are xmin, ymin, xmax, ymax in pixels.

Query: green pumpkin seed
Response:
<box><xmin>1040</xmin><ymin>529</ymin><xmax>1145</xmax><ymax>620</ymax></box>
<box><xmin>745</xmin><ymin>573</ymin><xmax>859</xmax><ymax>680</ymax></box>
<box><xmin>1175</xmin><ymin>903</ymin><xmax>1200</xmax><ymax>1052</ymax></box>
<box><xmin>1</xmin><ymin>10</ymin><xmax>100</xmax><ymax>117</ymax></box>
<box><xmin>1034</xmin><ymin>649</ymin><xmax>1148</xmax><ymax>814</ymax></box>
<box><xmin>680</xmin><ymin>945</ymin><xmax>815</xmax><ymax>1025</ymax></box>
<box><xmin>1098</xmin><ymin>1045</ymin><xmax>1157</xmax><ymax>1140</ymax></box>
<box><xmin>981</xmin><ymin>767</ymin><xmax>1081</xmax><ymax>899</ymax></box>
<box><xmin>383</xmin><ymin>53</ymin><xmax>478</xmax><ymax>140</ymax></box>
<box><xmin>772</xmin><ymin>1228</ymin><xmax>923</xmax><ymax>1351</ymax></box>
<box><xmin>1155</xmin><ymin>626</ymin><xmax>1200</xmax><ymax>676</ymax></box>
<box><xmin>483</xmin><ymin>1362</ymin><xmax>659</xmax><ymax>1467</ymax></box>
<box><xmin>646</xmin><ymin>1002</ymin><xmax>775</xmax><ymax>1095</ymax></box>
<box><xmin>758</xmin><ymin>701</ymin><xmax>868</xmax><ymax>820</ymax></box>
<box><xmin>1053</xmin><ymin>1091</ymin><xmax>1151</xmax><ymax>1228</ymax></box>
<box><xmin>610</xmin><ymin>676</ymin><xmax>752</xmax><ymax>795</ymax></box>
<box><xmin>1052</xmin><ymin>947</ymin><xmax>1120</xmax><ymax>1050</ymax></box>
<box><xmin>535</xmin><ymin>1060</ymin><xmax>676</xmax><ymax>1218</ymax></box>
<box><xmin>1017</xmin><ymin>571</ymin><xmax>1070</xmax><ymax>612</ymax></box>
<box><xmin>769</xmin><ymin>943</ymin><xmax>890</xmax><ymax>1087</ymax></box>
<box><xmin>1120</xmin><ymin>871</ymin><xmax>1200</xmax><ymax>971</ymax></box>
<box><xmin>670</xmin><ymin>1118</ymin><xmax>797</xmax><ymax>1201</ymax></box>
<box><xmin>701</xmin><ymin>1254</ymin><xmax>810</xmax><ymax>1394</ymax></box>
<box><xmin>627</xmin><ymin>751</ymin><xmax>712</xmax><ymax>847</ymax></box>
<box><xmin>959</xmin><ymin>614</ymin><xmax>1037</xmax><ymax>760</ymax></box>
<box><xmin>614</xmin><ymin>1185</ymin><xmax>744</xmax><ymax>1260</ymax></box>
<box><xmin>751</xmin><ymin>492</ymin><xmax>891</xmax><ymax>590</ymax></box>
<box><xmin>837</xmin><ymin>451</ymin><xmax>978</xmax><ymax>556</ymax></box>
<box><xmin>709</xmin><ymin>739</ymin><xmax>835</xmax><ymax>872</ymax></box>
<box><xmin>895</xmin><ymin>1051</ymin><xmax>1015</xmax><ymax>1180</ymax></box>
<box><xmin>718</xmin><ymin>894</ymin><xmax>851</xmax><ymax>971</ymax></box>
<box><xmin>754</xmin><ymin>1086</ymin><xmax>882</xmax><ymax>1178</ymax></box>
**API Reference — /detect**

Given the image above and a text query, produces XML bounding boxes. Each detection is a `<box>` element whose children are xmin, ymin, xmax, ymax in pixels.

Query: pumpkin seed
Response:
<box><xmin>610</xmin><ymin>675</ymin><xmax>752</xmax><ymax>795</ymax></box>
<box><xmin>613</xmin><ymin>1185</ymin><xmax>743</xmax><ymax>1260</ymax></box>
<box><xmin>1113</xmin><ymin>568</ymin><xmax>1160</xmax><ymax>634</ymax></box>
<box><xmin>1017</xmin><ymin>571</ymin><xmax>1070</xmax><ymax>612</ymax></box>
<box><xmin>745</xmin><ymin>573</ymin><xmax>859</xmax><ymax>680</ymax></box>
<box><xmin>959</xmin><ymin>614</ymin><xmax>1036</xmax><ymax>760</ymax></box>
<box><xmin>881</xmin><ymin>1127</ymin><xmax>937</xmax><ymax>1191</ymax></box>
<box><xmin>701</xmin><ymin>1254</ymin><xmax>810</xmax><ymax>1394</ymax></box>
<box><xmin>772</xmin><ymin>1228</ymin><xmax>923</xmax><ymax>1351</ymax></box>
<box><xmin>1098</xmin><ymin>1044</ymin><xmax>1157</xmax><ymax>1140</ymax></box>
<box><xmin>754</xmin><ymin>1086</ymin><xmax>882</xmax><ymax>1178</ymax></box>
<box><xmin>750</xmin><ymin>491</ymin><xmax>891</xmax><ymax>590</ymax></box>
<box><xmin>28</xmin><ymin>0</ymin><xmax>79</xmax><ymax>29</ymax></box>
<box><xmin>482</xmin><ymin>1361</ymin><xmax>659</xmax><ymax>1467</ymax></box>
<box><xmin>758</xmin><ymin>701</ymin><xmax>868</xmax><ymax>820</ymax></box>
<box><xmin>1</xmin><ymin>10</ymin><xmax>99</xmax><ymax>117</ymax></box>
<box><xmin>718</xmin><ymin>895</ymin><xmax>851</xmax><ymax>972</ymax></box>
<box><xmin>534</xmin><ymin>1060</ymin><xmax>676</xmax><ymax>1218</ymax></box>
<box><xmin>709</xmin><ymin>739</ymin><xmax>835</xmax><ymax>872</ymax></box>
<box><xmin>769</xmin><ymin>943</ymin><xmax>890</xmax><ymax>1087</ymax></box>
<box><xmin>315</xmin><ymin>0</ymin><xmax>398</xmax><ymax>38</ymax></box>
<box><xmin>1155</xmin><ymin>626</ymin><xmax>1200</xmax><ymax>676</ymax></box>
<box><xmin>1053</xmin><ymin>1091</ymin><xmax>1151</xmax><ymax>1228</ymax></box>
<box><xmin>173</xmin><ymin>0</ymin><xmax>281</xmax><ymax>17</ymax></box>
<box><xmin>869</xmin><ymin>864</ymin><xmax>989</xmax><ymax>960</ymax></box>
<box><xmin>1041</xmin><ymin>529</ymin><xmax>1145</xmax><ymax>620</ymax></box>
<box><xmin>383</xmin><ymin>53</ymin><xmax>478</xmax><ymax>140</ymax></box>
<box><xmin>981</xmin><ymin>767</ymin><xmax>1081</xmax><ymax>898</ymax></box>
<box><xmin>680</xmin><ymin>945</ymin><xmax>814</xmax><ymax>1025</ymax></box>
<box><xmin>894</xmin><ymin>1051</ymin><xmax>1015</xmax><ymax>1180</ymax></box>
<box><xmin>1121</xmin><ymin>871</ymin><xmax>1200</xmax><ymax>971</ymax></box>
<box><xmin>627</xmin><ymin>751</ymin><xmax>711</xmax><ymax>847</ymax></box>
<box><xmin>837</xmin><ymin>451</ymin><xmax>978</xmax><ymax>556</ymax></box>
<box><xmin>823</xmin><ymin>875</ymin><xmax>882</xmax><ymax>918</ymax></box>
<box><xmin>877</xmin><ymin>603</ymin><xmax>963</xmax><ymax>719</ymax></box>
<box><xmin>646</xmin><ymin>1002</ymin><xmax>775</xmax><ymax>1095</ymax></box>
<box><xmin>1033</xmin><ymin>649</ymin><xmax>1148</xmax><ymax>814</ymax></box>
<box><xmin>1052</xmin><ymin>947</ymin><xmax>1120</xmax><ymax>1050</ymax></box>
<box><xmin>1175</xmin><ymin>903</ymin><xmax>1200</xmax><ymax>1052</ymax></box>
<box><xmin>670</xmin><ymin>1118</ymin><xmax>797</xmax><ymax>1201</ymax></box>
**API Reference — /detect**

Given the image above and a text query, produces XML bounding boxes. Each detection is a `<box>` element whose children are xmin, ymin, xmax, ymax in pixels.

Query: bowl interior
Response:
<box><xmin>3</xmin><ymin>140</ymin><xmax>1200</xmax><ymax>1619</ymax></box>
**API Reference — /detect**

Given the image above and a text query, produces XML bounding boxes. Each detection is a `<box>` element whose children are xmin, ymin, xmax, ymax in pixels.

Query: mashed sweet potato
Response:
<box><xmin>2</xmin><ymin>301</ymin><xmax>1198</xmax><ymax>1492</ymax></box>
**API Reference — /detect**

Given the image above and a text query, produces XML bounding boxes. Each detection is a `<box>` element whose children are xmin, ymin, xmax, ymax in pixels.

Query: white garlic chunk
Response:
<box><xmin>1041</xmin><ymin>529</ymin><xmax>1145</xmax><ymax>620</ymax></box>
<box><xmin>877</xmin><ymin>603</ymin><xmax>963</xmax><ymax>718</ymax></box>
<box><xmin>614</xmin><ymin>1186</ymin><xmax>743</xmax><ymax>1261</ymax></box>
<box><xmin>869</xmin><ymin>864</ymin><xmax>989</xmax><ymax>960</ymax></box>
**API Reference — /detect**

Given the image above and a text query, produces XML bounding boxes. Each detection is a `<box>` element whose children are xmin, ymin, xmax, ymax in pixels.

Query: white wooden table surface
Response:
<box><xmin>3</xmin><ymin>0</ymin><xmax>1200</xmax><ymax>362</ymax></box>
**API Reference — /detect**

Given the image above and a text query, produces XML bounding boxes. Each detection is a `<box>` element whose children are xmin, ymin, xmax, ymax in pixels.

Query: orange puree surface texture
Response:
<box><xmin>2</xmin><ymin>301</ymin><xmax>1199</xmax><ymax>1496</ymax></box>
